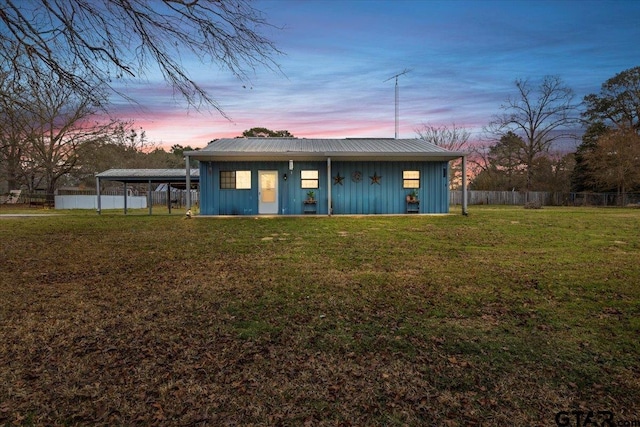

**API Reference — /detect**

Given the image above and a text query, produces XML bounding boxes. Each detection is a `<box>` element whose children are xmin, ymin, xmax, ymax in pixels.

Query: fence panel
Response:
<box><xmin>451</xmin><ymin>191</ymin><xmax>640</xmax><ymax>207</ymax></box>
<box><xmin>55</xmin><ymin>189</ymin><xmax>199</xmax><ymax>207</ymax></box>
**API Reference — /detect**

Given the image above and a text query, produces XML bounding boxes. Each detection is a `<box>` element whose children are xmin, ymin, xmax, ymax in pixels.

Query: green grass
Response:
<box><xmin>1</xmin><ymin>206</ymin><xmax>639</xmax><ymax>426</ymax></box>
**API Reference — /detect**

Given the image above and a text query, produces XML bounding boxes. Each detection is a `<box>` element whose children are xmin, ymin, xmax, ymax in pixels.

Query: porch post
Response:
<box><xmin>461</xmin><ymin>155</ymin><xmax>468</xmax><ymax>216</ymax></box>
<box><xmin>327</xmin><ymin>157</ymin><xmax>332</xmax><ymax>216</ymax></box>
<box><xmin>123</xmin><ymin>182</ymin><xmax>128</xmax><ymax>215</ymax></box>
<box><xmin>185</xmin><ymin>156</ymin><xmax>191</xmax><ymax>210</ymax></box>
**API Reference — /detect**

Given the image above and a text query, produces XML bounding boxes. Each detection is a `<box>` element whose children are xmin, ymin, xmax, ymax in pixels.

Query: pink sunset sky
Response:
<box><xmin>109</xmin><ymin>0</ymin><xmax>640</xmax><ymax>151</ymax></box>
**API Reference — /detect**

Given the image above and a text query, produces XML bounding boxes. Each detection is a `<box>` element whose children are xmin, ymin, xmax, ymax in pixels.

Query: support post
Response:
<box><xmin>96</xmin><ymin>177</ymin><xmax>101</xmax><ymax>215</ymax></box>
<box><xmin>167</xmin><ymin>183</ymin><xmax>172</xmax><ymax>214</ymax></box>
<box><xmin>461</xmin><ymin>155</ymin><xmax>468</xmax><ymax>216</ymax></box>
<box><xmin>123</xmin><ymin>182</ymin><xmax>128</xmax><ymax>215</ymax></box>
<box><xmin>185</xmin><ymin>156</ymin><xmax>191</xmax><ymax>210</ymax></box>
<box><xmin>327</xmin><ymin>157</ymin><xmax>332</xmax><ymax>216</ymax></box>
<box><xmin>148</xmin><ymin>180</ymin><xmax>152</xmax><ymax>215</ymax></box>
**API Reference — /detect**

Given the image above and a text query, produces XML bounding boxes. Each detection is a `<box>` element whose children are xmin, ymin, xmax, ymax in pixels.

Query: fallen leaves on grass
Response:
<box><xmin>1</xmin><ymin>211</ymin><xmax>639</xmax><ymax>425</ymax></box>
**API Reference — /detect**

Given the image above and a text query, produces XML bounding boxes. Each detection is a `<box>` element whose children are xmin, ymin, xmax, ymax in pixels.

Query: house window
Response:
<box><xmin>403</xmin><ymin>170</ymin><xmax>420</xmax><ymax>188</ymax></box>
<box><xmin>220</xmin><ymin>171</ymin><xmax>251</xmax><ymax>189</ymax></box>
<box><xmin>301</xmin><ymin>170</ymin><xmax>319</xmax><ymax>189</ymax></box>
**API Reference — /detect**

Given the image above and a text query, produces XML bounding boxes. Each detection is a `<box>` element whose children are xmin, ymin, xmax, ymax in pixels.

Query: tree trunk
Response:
<box><xmin>45</xmin><ymin>171</ymin><xmax>57</xmax><ymax>206</ymax></box>
<box><xmin>4</xmin><ymin>149</ymin><xmax>23</xmax><ymax>190</ymax></box>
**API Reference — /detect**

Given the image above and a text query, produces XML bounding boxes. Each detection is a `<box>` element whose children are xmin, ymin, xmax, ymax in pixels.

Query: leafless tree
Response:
<box><xmin>12</xmin><ymin>67</ymin><xmax>117</xmax><ymax>196</ymax></box>
<box><xmin>415</xmin><ymin>122</ymin><xmax>470</xmax><ymax>152</ymax></box>
<box><xmin>0</xmin><ymin>0</ymin><xmax>281</xmax><ymax>114</ymax></box>
<box><xmin>415</xmin><ymin>122</ymin><xmax>470</xmax><ymax>189</ymax></box>
<box><xmin>486</xmin><ymin>76</ymin><xmax>579</xmax><ymax>192</ymax></box>
<box><xmin>0</xmin><ymin>70</ymin><xmax>29</xmax><ymax>191</ymax></box>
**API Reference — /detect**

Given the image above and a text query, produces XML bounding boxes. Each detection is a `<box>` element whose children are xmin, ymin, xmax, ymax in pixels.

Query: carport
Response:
<box><xmin>95</xmin><ymin>169</ymin><xmax>199</xmax><ymax>215</ymax></box>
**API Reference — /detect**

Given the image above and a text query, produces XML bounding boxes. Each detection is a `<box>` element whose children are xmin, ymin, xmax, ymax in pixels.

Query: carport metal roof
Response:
<box><xmin>95</xmin><ymin>168</ymin><xmax>199</xmax><ymax>215</ymax></box>
<box><xmin>95</xmin><ymin>168</ymin><xmax>199</xmax><ymax>183</ymax></box>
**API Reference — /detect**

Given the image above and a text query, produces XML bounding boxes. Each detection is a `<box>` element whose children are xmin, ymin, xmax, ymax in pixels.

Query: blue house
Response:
<box><xmin>185</xmin><ymin>138</ymin><xmax>468</xmax><ymax>215</ymax></box>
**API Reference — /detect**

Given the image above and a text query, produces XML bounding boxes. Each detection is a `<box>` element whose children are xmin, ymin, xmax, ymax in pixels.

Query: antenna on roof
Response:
<box><xmin>384</xmin><ymin>69</ymin><xmax>412</xmax><ymax>139</ymax></box>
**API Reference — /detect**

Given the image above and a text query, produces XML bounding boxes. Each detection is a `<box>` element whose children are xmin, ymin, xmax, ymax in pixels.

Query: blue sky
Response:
<box><xmin>114</xmin><ymin>0</ymin><xmax>640</xmax><ymax>150</ymax></box>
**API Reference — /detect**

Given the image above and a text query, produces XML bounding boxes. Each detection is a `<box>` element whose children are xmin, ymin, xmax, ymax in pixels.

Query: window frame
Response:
<box><xmin>402</xmin><ymin>170</ymin><xmax>420</xmax><ymax>189</ymax></box>
<box><xmin>301</xmin><ymin>170</ymin><xmax>319</xmax><ymax>189</ymax></box>
<box><xmin>219</xmin><ymin>170</ymin><xmax>252</xmax><ymax>189</ymax></box>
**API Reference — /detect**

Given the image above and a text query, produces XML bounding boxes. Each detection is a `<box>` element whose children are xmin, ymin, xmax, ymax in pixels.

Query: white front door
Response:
<box><xmin>258</xmin><ymin>170</ymin><xmax>278</xmax><ymax>214</ymax></box>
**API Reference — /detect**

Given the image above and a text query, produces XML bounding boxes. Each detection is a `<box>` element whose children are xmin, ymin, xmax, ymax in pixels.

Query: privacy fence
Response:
<box><xmin>450</xmin><ymin>191</ymin><xmax>640</xmax><ymax>207</ymax></box>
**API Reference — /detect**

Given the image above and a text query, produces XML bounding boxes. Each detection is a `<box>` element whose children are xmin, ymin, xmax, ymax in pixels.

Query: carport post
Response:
<box><xmin>148</xmin><ymin>180</ymin><xmax>152</xmax><ymax>215</ymax></box>
<box><xmin>185</xmin><ymin>155</ymin><xmax>191</xmax><ymax>210</ymax></box>
<box><xmin>96</xmin><ymin>176</ymin><xmax>101</xmax><ymax>214</ymax></box>
<box><xmin>167</xmin><ymin>183</ymin><xmax>172</xmax><ymax>214</ymax></box>
<box><xmin>123</xmin><ymin>182</ymin><xmax>128</xmax><ymax>214</ymax></box>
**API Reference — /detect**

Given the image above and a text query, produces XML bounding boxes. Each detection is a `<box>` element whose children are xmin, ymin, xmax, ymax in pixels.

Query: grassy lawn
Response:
<box><xmin>1</xmin><ymin>206</ymin><xmax>639</xmax><ymax>426</ymax></box>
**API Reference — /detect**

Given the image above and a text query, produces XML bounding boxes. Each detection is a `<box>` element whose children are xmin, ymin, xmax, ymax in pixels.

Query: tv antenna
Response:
<box><xmin>384</xmin><ymin>68</ymin><xmax>411</xmax><ymax>139</ymax></box>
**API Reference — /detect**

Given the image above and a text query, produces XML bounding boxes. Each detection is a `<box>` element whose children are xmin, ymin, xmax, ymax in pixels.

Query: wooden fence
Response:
<box><xmin>450</xmin><ymin>191</ymin><xmax>640</xmax><ymax>207</ymax></box>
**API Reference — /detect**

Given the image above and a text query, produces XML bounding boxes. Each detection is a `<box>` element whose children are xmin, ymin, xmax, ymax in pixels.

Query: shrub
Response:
<box><xmin>524</xmin><ymin>200</ymin><xmax>542</xmax><ymax>209</ymax></box>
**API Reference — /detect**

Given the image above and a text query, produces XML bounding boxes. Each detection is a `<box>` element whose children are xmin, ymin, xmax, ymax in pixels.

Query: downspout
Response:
<box><xmin>96</xmin><ymin>176</ymin><xmax>101</xmax><ymax>215</ymax></box>
<box><xmin>185</xmin><ymin>155</ymin><xmax>191</xmax><ymax>210</ymax></box>
<box><xmin>327</xmin><ymin>157</ymin><xmax>332</xmax><ymax>216</ymax></box>
<box><xmin>462</xmin><ymin>155</ymin><xmax>468</xmax><ymax>216</ymax></box>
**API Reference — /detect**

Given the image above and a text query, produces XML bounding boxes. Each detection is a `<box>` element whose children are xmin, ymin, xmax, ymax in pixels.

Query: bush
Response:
<box><xmin>524</xmin><ymin>200</ymin><xmax>542</xmax><ymax>209</ymax></box>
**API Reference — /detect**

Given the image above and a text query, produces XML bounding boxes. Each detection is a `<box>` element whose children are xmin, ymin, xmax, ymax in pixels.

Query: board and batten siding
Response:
<box><xmin>330</xmin><ymin>161</ymin><xmax>449</xmax><ymax>214</ymax></box>
<box><xmin>199</xmin><ymin>160</ymin><xmax>450</xmax><ymax>215</ymax></box>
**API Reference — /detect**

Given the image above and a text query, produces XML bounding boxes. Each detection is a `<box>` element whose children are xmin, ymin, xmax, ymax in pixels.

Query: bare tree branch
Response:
<box><xmin>0</xmin><ymin>0</ymin><xmax>282</xmax><ymax>114</ymax></box>
<box><xmin>414</xmin><ymin>122</ymin><xmax>470</xmax><ymax>152</ymax></box>
<box><xmin>1</xmin><ymin>59</ymin><xmax>117</xmax><ymax>194</ymax></box>
<box><xmin>415</xmin><ymin>122</ymin><xmax>471</xmax><ymax>190</ymax></box>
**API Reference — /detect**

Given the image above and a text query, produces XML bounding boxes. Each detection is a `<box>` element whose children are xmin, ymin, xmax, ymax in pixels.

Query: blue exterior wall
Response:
<box><xmin>199</xmin><ymin>160</ymin><xmax>450</xmax><ymax>215</ymax></box>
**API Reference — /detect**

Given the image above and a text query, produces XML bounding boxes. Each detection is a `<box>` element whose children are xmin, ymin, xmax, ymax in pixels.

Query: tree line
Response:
<box><xmin>419</xmin><ymin>69</ymin><xmax>640</xmax><ymax>196</ymax></box>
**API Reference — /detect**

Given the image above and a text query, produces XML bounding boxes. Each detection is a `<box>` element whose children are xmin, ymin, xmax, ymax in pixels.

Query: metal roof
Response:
<box><xmin>185</xmin><ymin>138</ymin><xmax>467</xmax><ymax>161</ymax></box>
<box><xmin>95</xmin><ymin>169</ymin><xmax>199</xmax><ymax>183</ymax></box>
